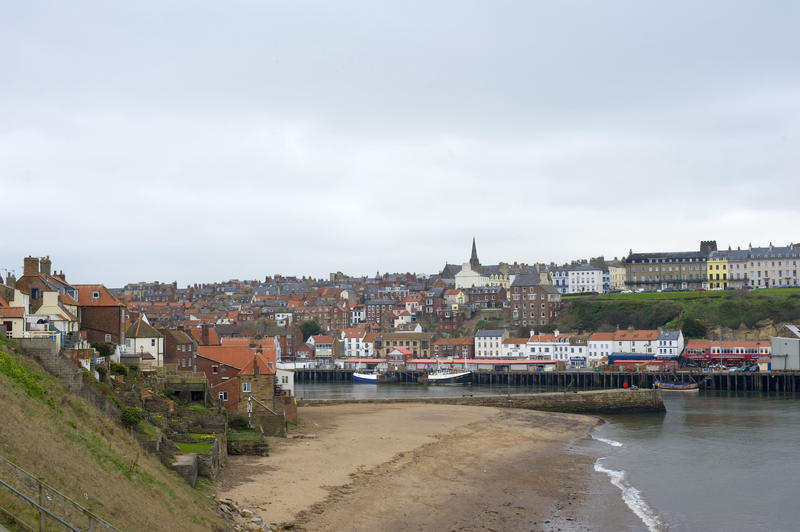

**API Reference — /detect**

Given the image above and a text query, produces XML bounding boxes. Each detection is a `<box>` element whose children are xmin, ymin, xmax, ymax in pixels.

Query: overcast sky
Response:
<box><xmin>1</xmin><ymin>1</ymin><xmax>798</xmax><ymax>286</ymax></box>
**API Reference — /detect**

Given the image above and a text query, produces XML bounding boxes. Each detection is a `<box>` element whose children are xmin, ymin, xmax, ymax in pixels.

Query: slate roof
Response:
<box><xmin>658</xmin><ymin>330</ymin><xmax>682</xmax><ymax>341</ymax></box>
<box><xmin>511</xmin><ymin>273</ymin><xmax>541</xmax><ymax>287</ymax></box>
<box><xmin>476</xmin><ymin>329</ymin><xmax>505</xmax><ymax>337</ymax></box>
<box><xmin>125</xmin><ymin>317</ymin><xmax>161</xmax><ymax>338</ymax></box>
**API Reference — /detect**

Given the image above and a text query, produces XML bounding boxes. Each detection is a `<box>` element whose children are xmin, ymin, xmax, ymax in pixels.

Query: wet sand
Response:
<box><xmin>217</xmin><ymin>403</ymin><xmax>642</xmax><ymax>531</ymax></box>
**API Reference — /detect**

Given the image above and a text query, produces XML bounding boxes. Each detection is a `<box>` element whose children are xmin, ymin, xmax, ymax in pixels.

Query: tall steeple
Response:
<box><xmin>470</xmin><ymin>237</ymin><xmax>480</xmax><ymax>268</ymax></box>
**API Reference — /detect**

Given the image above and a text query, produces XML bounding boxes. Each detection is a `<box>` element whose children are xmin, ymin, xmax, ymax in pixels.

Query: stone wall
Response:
<box><xmin>196</xmin><ymin>432</ymin><xmax>227</xmax><ymax>480</ymax></box>
<box><xmin>297</xmin><ymin>389</ymin><xmax>665</xmax><ymax>415</ymax></box>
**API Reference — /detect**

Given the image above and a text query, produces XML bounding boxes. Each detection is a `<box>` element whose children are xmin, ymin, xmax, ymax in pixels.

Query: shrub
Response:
<box><xmin>109</xmin><ymin>361</ymin><xmax>128</xmax><ymax>376</ymax></box>
<box><xmin>90</xmin><ymin>342</ymin><xmax>116</xmax><ymax>358</ymax></box>
<box><xmin>120</xmin><ymin>406</ymin><xmax>145</xmax><ymax>428</ymax></box>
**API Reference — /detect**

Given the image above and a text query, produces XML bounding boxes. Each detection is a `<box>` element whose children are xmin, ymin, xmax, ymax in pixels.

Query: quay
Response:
<box><xmin>297</xmin><ymin>388</ymin><xmax>666</xmax><ymax>414</ymax></box>
<box><xmin>294</xmin><ymin>368</ymin><xmax>800</xmax><ymax>393</ymax></box>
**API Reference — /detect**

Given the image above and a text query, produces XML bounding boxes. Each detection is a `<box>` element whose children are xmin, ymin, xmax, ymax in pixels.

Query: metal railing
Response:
<box><xmin>0</xmin><ymin>454</ymin><xmax>118</xmax><ymax>532</ymax></box>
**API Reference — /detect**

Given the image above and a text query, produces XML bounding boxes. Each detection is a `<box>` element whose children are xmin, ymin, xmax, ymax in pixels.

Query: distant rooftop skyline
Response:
<box><xmin>2</xmin><ymin>2</ymin><xmax>798</xmax><ymax>286</ymax></box>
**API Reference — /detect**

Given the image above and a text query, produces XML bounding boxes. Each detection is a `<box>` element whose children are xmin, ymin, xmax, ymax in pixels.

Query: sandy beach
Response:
<box><xmin>218</xmin><ymin>403</ymin><xmax>643</xmax><ymax>531</ymax></box>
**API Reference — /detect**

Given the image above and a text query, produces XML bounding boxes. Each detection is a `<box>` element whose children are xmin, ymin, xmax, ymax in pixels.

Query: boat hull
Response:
<box><xmin>655</xmin><ymin>382</ymin><xmax>699</xmax><ymax>391</ymax></box>
<box><xmin>418</xmin><ymin>370</ymin><xmax>472</xmax><ymax>385</ymax></box>
<box><xmin>353</xmin><ymin>372</ymin><xmax>379</xmax><ymax>383</ymax></box>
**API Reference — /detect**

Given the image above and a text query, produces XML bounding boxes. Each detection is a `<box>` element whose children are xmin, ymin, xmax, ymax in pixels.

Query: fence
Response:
<box><xmin>0</xmin><ymin>454</ymin><xmax>117</xmax><ymax>532</ymax></box>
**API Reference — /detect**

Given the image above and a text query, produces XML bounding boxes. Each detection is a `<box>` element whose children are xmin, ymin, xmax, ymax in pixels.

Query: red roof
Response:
<box><xmin>221</xmin><ymin>337</ymin><xmax>253</xmax><ymax>346</ymax></box>
<box><xmin>238</xmin><ymin>352</ymin><xmax>277</xmax><ymax>376</ymax></box>
<box><xmin>589</xmin><ymin>332</ymin><xmax>615</xmax><ymax>341</ymax></box>
<box><xmin>614</xmin><ymin>330</ymin><xmax>658</xmax><ymax>341</ymax></box>
<box><xmin>341</xmin><ymin>328</ymin><xmax>367</xmax><ymax>339</ymax></box>
<box><xmin>342</xmin><ymin>358</ymin><xmax>387</xmax><ymax>363</ymax></box>
<box><xmin>75</xmin><ymin>285</ymin><xmax>125</xmax><ymax>307</ymax></box>
<box><xmin>0</xmin><ymin>307</ymin><xmax>24</xmax><ymax>318</ymax></box>
<box><xmin>197</xmin><ymin>345</ymin><xmax>277</xmax><ymax>373</ymax></box>
<box><xmin>503</xmin><ymin>338</ymin><xmax>530</xmax><ymax>345</ymax></box>
<box><xmin>311</xmin><ymin>335</ymin><xmax>334</xmax><ymax>344</ymax></box>
<box><xmin>0</xmin><ymin>296</ymin><xmax>8</xmax><ymax>307</ymax></box>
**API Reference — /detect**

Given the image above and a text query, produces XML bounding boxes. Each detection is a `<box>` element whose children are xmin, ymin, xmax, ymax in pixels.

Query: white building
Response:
<box><xmin>568</xmin><ymin>264</ymin><xmax>603</xmax><ymax>294</ymax></box>
<box><xmin>613</xmin><ymin>330</ymin><xmax>658</xmax><ymax>354</ymax></box>
<box><xmin>527</xmin><ymin>331</ymin><xmax>573</xmax><ymax>361</ymax></box>
<box><xmin>307</xmin><ymin>335</ymin><xmax>334</xmax><ymax>358</ymax></box>
<box><xmin>455</xmin><ymin>263</ymin><xmax>489</xmax><ymax>289</ymax></box>
<box><xmin>501</xmin><ymin>338</ymin><xmax>529</xmax><ymax>358</ymax></box>
<box><xmin>340</xmin><ymin>328</ymin><xmax>373</xmax><ymax>358</ymax></box>
<box><xmin>588</xmin><ymin>332</ymin><xmax>614</xmax><ymax>366</ymax></box>
<box><xmin>124</xmin><ymin>315</ymin><xmax>164</xmax><ymax>367</ymax></box>
<box><xmin>474</xmin><ymin>329</ymin><xmax>508</xmax><ymax>357</ymax></box>
<box><xmin>656</xmin><ymin>330</ymin><xmax>685</xmax><ymax>358</ymax></box>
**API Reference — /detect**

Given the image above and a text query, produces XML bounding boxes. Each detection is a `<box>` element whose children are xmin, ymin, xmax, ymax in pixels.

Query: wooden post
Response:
<box><xmin>39</xmin><ymin>482</ymin><xmax>45</xmax><ymax>532</ymax></box>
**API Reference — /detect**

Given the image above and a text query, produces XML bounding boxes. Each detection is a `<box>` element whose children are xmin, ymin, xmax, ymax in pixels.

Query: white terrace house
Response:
<box><xmin>588</xmin><ymin>333</ymin><xmax>615</xmax><ymax>366</ymax></box>
<box><xmin>656</xmin><ymin>330</ymin><xmax>685</xmax><ymax>358</ymax></box>
<box><xmin>474</xmin><ymin>329</ymin><xmax>508</xmax><ymax>358</ymax></box>
<box><xmin>340</xmin><ymin>328</ymin><xmax>373</xmax><ymax>358</ymax></box>
<box><xmin>568</xmin><ymin>264</ymin><xmax>604</xmax><ymax>294</ymax></box>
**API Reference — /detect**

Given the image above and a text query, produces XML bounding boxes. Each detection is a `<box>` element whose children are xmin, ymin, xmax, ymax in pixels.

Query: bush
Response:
<box><xmin>682</xmin><ymin>317</ymin><xmax>707</xmax><ymax>338</ymax></box>
<box><xmin>120</xmin><ymin>406</ymin><xmax>145</xmax><ymax>428</ymax></box>
<box><xmin>109</xmin><ymin>361</ymin><xmax>128</xmax><ymax>376</ymax></box>
<box><xmin>96</xmin><ymin>365</ymin><xmax>108</xmax><ymax>380</ymax></box>
<box><xmin>90</xmin><ymin>342</ymin><xmax>116</xmax><ymax>358</ymax></box>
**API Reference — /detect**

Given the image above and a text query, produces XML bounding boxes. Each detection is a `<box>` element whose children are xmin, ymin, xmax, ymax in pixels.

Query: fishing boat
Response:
<box><xmin>418</xmin><ymin>358</ymin><xmax>472</xmax><ymax>385</ymax></box>
<box><xmin>352</xmin><ymin>371</ymin><xmax>398</xmax><ymax>383</ymax></box>
<box><xmin>654</xmin><ymin>381</ymin><xmax>699</xmax><ymax>391</ymax></box>
<box><xmin>352</xmin><ymin>371</ymin><xmax>379</xmax><ymax>383</ymax></box>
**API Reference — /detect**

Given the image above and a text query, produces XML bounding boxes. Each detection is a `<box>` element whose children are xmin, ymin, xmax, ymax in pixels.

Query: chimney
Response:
<box><xmin>23</xmin><ymin>256</ymin><xmax>40</xmax><ymax>276</ymax></box>
<box><xmin>201</xmin><ymin>324</ymin><xmax>210</xmax><ymax>346</ymax></box>
<box><xmin>253</xmin><ymin>357</ymin><xmax>260</xmax><ymax>376</ymax></box>
<box><xmin>6</xmin><ymin>272</ymin><xmax>16</xmax><ymax>288</ymax></box>
<box><xmin>56</xmin><ymin>270</ymin><xmax>66</xmax><ymax>281</ymax></box>
<box><xmin>40</xmin><ymin>256</ymin><xmax>52</xmax><ymax>276</ymax></box>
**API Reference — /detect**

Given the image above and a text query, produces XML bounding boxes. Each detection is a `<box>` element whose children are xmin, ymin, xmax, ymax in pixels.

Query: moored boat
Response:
<box><xmin>353</xmin><ymin>371</ymin><xmax>379</xmax><ymax>383</ymax></box>
<box><xmin>655</xmin><ymin>381</ymin><xmax>699</xmax><ymax>391</ymax></box>
<box><xmin>418</xmin><ymin>369</ymin><xmax>472</xmax><ymax>385</ymax></box>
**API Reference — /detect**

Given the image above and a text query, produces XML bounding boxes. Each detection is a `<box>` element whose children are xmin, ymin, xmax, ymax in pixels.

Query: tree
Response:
<box><xmin>300</xmin><ymin>320</ymin><xmax>322</xmax><ymax>341</ymax></box>
<box><xmin>682</xmin><ymin>317</ymin><xmax>707</xmax><ymax>339</ymax></box>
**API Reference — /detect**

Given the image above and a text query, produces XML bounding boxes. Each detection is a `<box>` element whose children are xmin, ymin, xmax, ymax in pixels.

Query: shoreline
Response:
<box><xmin>217</xmin><ymin>403</ymin><xmax>644</xmax><ymax>530</ymax></box>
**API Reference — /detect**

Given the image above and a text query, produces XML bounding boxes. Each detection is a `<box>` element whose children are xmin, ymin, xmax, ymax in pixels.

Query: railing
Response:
<box><xmin>0</xmin><ymin>454</ymin><xmax>118</xmax><ymax>532</ymax></box>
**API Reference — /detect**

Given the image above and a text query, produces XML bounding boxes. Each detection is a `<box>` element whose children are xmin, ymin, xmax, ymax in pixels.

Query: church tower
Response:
<box><xmin>470</xmin><ymin>237</ymin><xmax>481</xmax><ymax>268</ymax></box>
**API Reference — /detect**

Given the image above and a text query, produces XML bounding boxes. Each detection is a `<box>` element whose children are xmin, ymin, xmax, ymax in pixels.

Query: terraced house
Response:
<box><xmin>624</xmin><ymin>241</ymin><xmax>716</xmax><ymax>291</ymax></box>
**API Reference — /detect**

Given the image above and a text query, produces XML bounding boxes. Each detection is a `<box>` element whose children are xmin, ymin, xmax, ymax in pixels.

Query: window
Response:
<box><xmin>218</xmin><ymin>391</ymin><xmax>228</xmax><ymax>401</ymax></box>
<box><xmin>151</xmin><ymin>339</ymin><xmax>156</xmax><ymax>347</ymax></box>
<box><xmin>92</xmin><ymin>291</ymin><xmax>100</xmax><ymax>299</ymax></box>
<box><xmin>31</xmin><ymin>288</ymin><xmax>40</xmax><ymax>300</ymax></box>
<box><xmin>104</xmin><ymin>334</ymin><xmax>111</xmax><ymax>342</ymax></box>
<box><xmin>242</xmin><ymin>382</ymin><xmax>251</xmax><ymax>393</ymax></box>
<box><xmin>212</xmin><ymin>365</ymin><xmax>218</xmax><ymax>374</ymax></box>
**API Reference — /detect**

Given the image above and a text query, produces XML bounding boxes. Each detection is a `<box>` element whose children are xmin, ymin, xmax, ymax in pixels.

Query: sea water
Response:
<box><xmin>589</xmin><ymin>391</ymin><xmax>800</xmax><ymax>531</ymax></box>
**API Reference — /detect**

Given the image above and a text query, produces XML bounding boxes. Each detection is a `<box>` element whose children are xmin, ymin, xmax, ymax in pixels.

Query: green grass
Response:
<box><xmin>228</xmin><ymin>429</ymin><xmax>263</xmax><ymax>442</ymax></box>
<box><xmin>0</xmin><ymin>345</ymin><xmax>57</xmax><ymax>408</ymax></box>
<box><xmin>175</xmin><ymin>442</ymin><xmax>213</xmax><ymax>454</ymax></box>
<box><xmin>557</xmin><ymin>288</ymin><xmax>800</xmax><ymax>333</ymax></box>
<box><xmin>187</xmin><ymin>404</ymin><xmax>214</xmax><ymax>414</ymax></box>
<box><xmin>137</xmin><ymin>420</ymin><xmax>159</xmax><ymax>440</ymax></box>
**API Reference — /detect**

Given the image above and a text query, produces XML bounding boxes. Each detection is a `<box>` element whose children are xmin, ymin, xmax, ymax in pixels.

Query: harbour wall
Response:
<box><xmin>297</xmin><ymin>388</ymin><xmax>666</xmax><ymax>415</ymax></box>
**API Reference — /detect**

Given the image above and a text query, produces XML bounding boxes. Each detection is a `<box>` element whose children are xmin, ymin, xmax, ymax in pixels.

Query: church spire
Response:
<box><xmin>470</xmin><ymin>237</ymin><xmax>480</xmax><ymax>268</ymax></box>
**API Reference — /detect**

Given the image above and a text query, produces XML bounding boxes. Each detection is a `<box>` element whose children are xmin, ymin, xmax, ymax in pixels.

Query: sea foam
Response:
<box><xmin>594</xmin><ymin>459</ymin><xmax>665</xmax><ymax>532</ymax></box>
<box><xmin>591</xmin><ymin>434</ymin><xmax>623</xmax><ymax>447</ymax></box>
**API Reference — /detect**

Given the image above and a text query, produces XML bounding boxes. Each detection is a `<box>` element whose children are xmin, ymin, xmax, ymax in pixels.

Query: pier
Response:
<box><xmin>293</xmin><ymin>368</ymin><xmax>800</xmax><ymax>393</ymax></box>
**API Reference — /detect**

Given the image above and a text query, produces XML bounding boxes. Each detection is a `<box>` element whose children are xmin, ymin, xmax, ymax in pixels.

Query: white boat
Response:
<box><xmin>418</xmin><ymin>358</ymin><xmax>472</xmax><ymax>385</ymax></box>
<box><xmin>353</xmin><ymin>371</ymin><xmax>379</xmax><ymax>383</ymax></box>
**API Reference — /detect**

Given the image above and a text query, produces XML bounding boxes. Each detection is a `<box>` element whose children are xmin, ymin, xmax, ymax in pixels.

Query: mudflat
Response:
<box><xmin>217</xmin><ymin>403</ymin><xmax>641</xmax><ymax>531</ymax></box>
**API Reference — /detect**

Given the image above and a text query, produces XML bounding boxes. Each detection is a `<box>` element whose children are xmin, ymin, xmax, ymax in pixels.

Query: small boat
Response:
<box><xmin>418</xmin><ymin>358</ymin><xmax>472</xmax><ymax>385</ymax></box>
<box><xmin>353</xmin><ymin>371</ymin><xmax>379</xmax><ymax>383</ymax></box>
<box><xmin>418</xmin><ymin>369</ymin><xmax>472</xmax><ymax>385</ymax></box>
<box><xmin>353</xmin><ymin>371</ymin><xmax>397</xmax><ymax>383</ymax></box>
<box><xmin>655</xmin><ymin>381</ymin><xmax>699</xmax><ymax>391</ymax></box>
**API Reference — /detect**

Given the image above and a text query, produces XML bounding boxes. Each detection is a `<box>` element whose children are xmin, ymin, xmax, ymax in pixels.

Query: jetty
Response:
<box><xmin>293</xmin><ymin>368</ymin><xmax>800</xmax><ymax>393</ymax></box>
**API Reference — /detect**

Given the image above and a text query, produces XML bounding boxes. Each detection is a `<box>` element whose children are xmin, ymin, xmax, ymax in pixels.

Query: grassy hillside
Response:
<box><xmin>0</xmin><ymin>335</ymin><xmax>224</xmax><ymax>532</ymax></box>
<box><xmin>558</xmin><ymin>288</ymin><xmax>800</xmax><ymax>333</ymax></box>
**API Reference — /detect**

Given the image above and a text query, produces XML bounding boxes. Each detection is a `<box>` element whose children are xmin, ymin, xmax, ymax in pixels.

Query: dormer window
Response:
<box><xmin>92</xmin><ymin>291</ymin><xmax>100</xmax><ymax>299</ymax></box>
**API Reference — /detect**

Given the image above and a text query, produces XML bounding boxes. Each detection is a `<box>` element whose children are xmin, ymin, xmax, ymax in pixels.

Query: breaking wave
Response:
<box><xmin>591</xmin><ymin>434</ymin><xmax>623</xmax><ymax>447</ymax></box>
<box><xmin>594</xmin><ymin>459</ymin><xmax>665</xmax><ymax>532</ymax></box>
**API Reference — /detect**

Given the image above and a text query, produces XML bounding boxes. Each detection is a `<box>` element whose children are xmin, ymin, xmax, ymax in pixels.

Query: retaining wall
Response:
<box><xmin>297</xmin><ymin>388</ymin><xmax>665</xmax><ymax>415</ymax></box>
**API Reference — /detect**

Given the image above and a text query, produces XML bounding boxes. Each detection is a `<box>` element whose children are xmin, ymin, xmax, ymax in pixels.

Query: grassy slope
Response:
<box><xmin>558</xmin><ymin>288</ymin><xmax>800</xmax><ymax>332</ymax></box>
<box><xmin>0</xmin><ymin>336</ymin><xmax>224</xmax><ymax>532</ymax></box>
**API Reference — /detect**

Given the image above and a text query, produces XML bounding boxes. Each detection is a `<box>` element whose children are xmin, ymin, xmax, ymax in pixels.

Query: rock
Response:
<box><xmin>252</xmin><ymin>517</ymin><xmax>264</xmax><ymax>524</ymax></box>
<box><xmin>219</xmin><ymin>504</ymin><xmax>232</xmax><ymax>515</ymax></box>
<box><xmin>240</xmin><ymin>509</ymin><xmax>253</xmax><ymax>518</ymax></box>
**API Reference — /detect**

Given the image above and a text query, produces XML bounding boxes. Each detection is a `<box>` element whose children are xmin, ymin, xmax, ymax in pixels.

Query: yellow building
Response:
<box><xmin>707</xmin><ymin>257</ymin><xmax>729</xmax><ymax>290</ymax></box>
